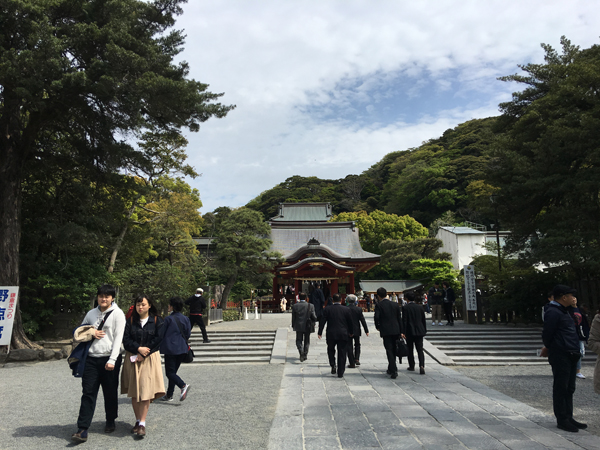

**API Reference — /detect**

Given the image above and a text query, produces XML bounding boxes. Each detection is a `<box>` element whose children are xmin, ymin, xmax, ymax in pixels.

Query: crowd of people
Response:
<box><xmin>70</xmin><ymin>285</ymin><xmax>208</xmax><ymax>443</ymax></box>
<box><xmin>292</xmin><ymin>285</ymin><xmax>428</xmax><ymax>380</ymax></box>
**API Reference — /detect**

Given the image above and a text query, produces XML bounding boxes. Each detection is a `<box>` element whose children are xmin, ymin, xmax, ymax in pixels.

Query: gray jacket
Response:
<box><xmin>292</xmin><ymin>301</ymin><xmax>318</xmax><ymax>333</ymax></box>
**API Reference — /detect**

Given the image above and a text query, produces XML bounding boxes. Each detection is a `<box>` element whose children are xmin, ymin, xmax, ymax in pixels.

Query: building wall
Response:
<box><xmin>437</xmin><ymin>228</ymin><xmax>486</xmax><ymax>270</ymax></box>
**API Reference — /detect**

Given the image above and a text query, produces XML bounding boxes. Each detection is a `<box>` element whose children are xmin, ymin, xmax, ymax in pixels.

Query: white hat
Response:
<box><xmin>196</xmin><ymin>288</ymin><xmax>204</xmax><ymax>293</ymax></box>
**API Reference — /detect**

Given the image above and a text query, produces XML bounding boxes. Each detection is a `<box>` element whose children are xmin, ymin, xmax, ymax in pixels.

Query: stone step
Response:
<box><xmin>189</xmin><ymin>356</ymin><xmax>271</xmax><ymax>364</ymax></box>
<box><xmin>191</xmin><ymin>345</ymin><xmax>273</xmax><ymax>352</ymax></box>
<box><xmin>189</xmin><ymin>337</ymin><xmax>275</xmax><ymax>343</ymax></box>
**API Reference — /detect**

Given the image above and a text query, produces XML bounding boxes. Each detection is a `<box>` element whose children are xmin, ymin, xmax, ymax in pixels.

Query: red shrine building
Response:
<box><xmin>269</xmin><ymin>203</ymin><xmax>380</xmax><ymax>302</ymax></box>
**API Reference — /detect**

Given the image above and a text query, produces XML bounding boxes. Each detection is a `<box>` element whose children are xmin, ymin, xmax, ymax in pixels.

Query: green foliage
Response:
<box><xmin>380</xmin><ymin>238</ymin><xmax>451</xmax><ymax>278</ymax></box>
<box><xmin>330</xmin><ymin>210</ymin><xmax>428</xmax><ymax>254</ymax></box>
<box><xmin>407</xmin><ymin>259</ymin><xmax>458</xmax><ymax>286</ymax></box>
<box><xmin>489</xmin><ymin>36</ymin><xmax>600</xmax><ymax>278</ymax></box>
<box><xmin>222</xmin><ymin>309</ymin><xmax>242</xmax><ymax>321</ymax></box>
<box><xmin>112</xmin><ymin>260</ymin><xmax>199</xmax><ymax>315</ymax></box>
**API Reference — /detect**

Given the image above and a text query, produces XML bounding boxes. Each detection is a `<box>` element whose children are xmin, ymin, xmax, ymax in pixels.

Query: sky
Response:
<box><xmin>171</xmin><ymin>0</ymin><xmax>600</xmax><ymax>214</ymax></box>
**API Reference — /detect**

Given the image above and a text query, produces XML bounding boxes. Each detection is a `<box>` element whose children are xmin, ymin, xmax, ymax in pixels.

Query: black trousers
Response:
<box><xmin>164</xmin><ymin>353</ymin><xmax>187</xmax><ymax>397</ymax></box>
<box><xmin>443</xmin><ymin>302</ymin><xmax>454</xmax><ymax>324</ymax></box>
<box><xmin>346</xmin><ymin>336</ymin><xmax>361</xmax><ymax>365</ymax></box>
<box><xmin>382</xmin><ymin>335</ymin><xmax>399</xmax><ymax>375</ymax></box>
<box><xmin>189</xmin><ymin>314</ymin><xmax>209</xmax><ymax>341</ymax></box>
<box><xmin>406</xmin><ymin>335</ymin><xmax>425</xmax><ymax>369</ymax></box>
<box><xmin>295</xmin><ymin>331</ymin><xmax>311</xmax><ymax>355</ymax></box>
<box><xmin>549</xmin><ymin>350</ymin><xmax>580</xmax><ymax>424</ymax></box>
<box><xmin>77</xmin><ymin>355</ymin><xmax>122</xmax><ymax>430</ymax></box>
<box><xmin>327</xmin><ymin>339</ymin><xmax>348</xmax><ymax>377</ymax></box>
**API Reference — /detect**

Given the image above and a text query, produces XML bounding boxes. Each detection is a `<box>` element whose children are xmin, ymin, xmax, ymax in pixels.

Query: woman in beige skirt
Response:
<box><xmin>121</xmin><ymin>294</ymin><xmax>165</xmax><ymax>437</ymax></box>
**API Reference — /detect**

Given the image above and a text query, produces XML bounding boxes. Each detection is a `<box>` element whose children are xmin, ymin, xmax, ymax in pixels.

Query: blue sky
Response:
<box><xmin>169</xmin><ymin>0</ymin><xmax>600</xmax><ymax>213</ymax></box>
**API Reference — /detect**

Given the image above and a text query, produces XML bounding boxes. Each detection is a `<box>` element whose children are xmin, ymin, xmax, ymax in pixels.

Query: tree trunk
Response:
<box><xmin>107</xmin><ymin>202</ymin><xmax>137</xmax><ymax>273</ymax></box>
<box><xmin>220</xmin><ymin>272</ymin><xmax>237</xmax><ymax>309</ymax></box>
<box><xmin>0</xmin><ymin>142</ymin><xmax>39</xmax><ymax>349</ymax></box>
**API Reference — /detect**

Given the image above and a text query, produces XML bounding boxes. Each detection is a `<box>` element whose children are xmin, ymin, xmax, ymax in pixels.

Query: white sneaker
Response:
<box><xmin>180</xmin><ymin>384</ymin><xmax>190</xmax><ymax>401</ymax></box>
<box><xmin>438</xmin><ymin>322</ymin><xmax>444</xmax><ymax>326</ymax></box>
<box><xmin>432</xmin><ymin>322</ymin><xmax>436</xmax><ymax>326</ymax></box>
<box><xmin>576</xmin><ymin>372</ymin><xmax>585</xmax><ymax>379</ymax></box>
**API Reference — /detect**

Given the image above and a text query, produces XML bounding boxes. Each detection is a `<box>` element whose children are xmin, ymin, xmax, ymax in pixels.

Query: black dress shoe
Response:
<box><xmin>570</xmin><ymin>418</ymin><xmax>587</xmax><ymax>429</ymax></box>
<box><xmin>347</xmin><ymin>364</ymin><xmax>356</xmax><ymax>368</ymax></box>
<box><xmin>331</xmin><ymin>366</ymin><xmax>336</xmax><ymax>374</ymax></box>
<box><xmin>391</xmin><ymin>372</ymin><xmax>398</xmax><ymax>379</ymax></box>
<box><xmin>407</xmin><ymin>367</ymin><xmax>415</xmax><ymax>371</ymax></box>
<box><xmin>105</xmin><ymin>421</ymin><xmax>115</xmax><ymax>433</ymax></box>
<box><xmin>420</xmin><ymin>366</ymin><xmax>426</xmax><ymax>375</ymax></box>
<box><xmin>355</xmin><ymin>360</ymin><xmax>360</xmax><ymax>366</ymax></box>
<box><xmin>204</xmin><ymin>339</ymin><xmax>212</xmax><ymax>343</ymax></box>
<box><xmin>386</xmin><ymin>369</ymin><xmax>392</xmax><ymax>375</ymax></box>
<box><xmin>557</xmin><ymin>422</ymin><xmax>579</xmax><ymax>432</ymax></box>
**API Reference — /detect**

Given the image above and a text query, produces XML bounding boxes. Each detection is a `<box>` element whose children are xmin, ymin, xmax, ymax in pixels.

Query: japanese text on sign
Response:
<box><xmin>463</xmin><ymin>266</ymin><xmax>477</xmax><ymax>311</ymax></box>
<box><xmin>0</xmin><ymin>287</ymin><xmax>19</xmax><ymax>346</ymax></box>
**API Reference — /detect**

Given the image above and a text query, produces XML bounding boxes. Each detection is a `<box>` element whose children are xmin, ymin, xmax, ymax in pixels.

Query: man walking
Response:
<box><xmin>72</xmin><ymin>285</ymin><xmax>126</xmax><ymax>443</ymax></box>
<box><xmin>428</xmin><ymin>283</ymin><xmax>444</xmax><ymax>326</ymax></box>
<box><xmin>318</xmin><ymin>294</ymin><xmax>354</xmax><ymax>378</ymax></box>
<box><xmin>542</xmin><ymin>285</ymin><xmax>587</xmax><ymax>432</ymax></box>
<box><xmin>346</xmin><ymin>294</ymin><xmax>369</xmax><ymax>368</ymax></box>
<box><xmin>442</xmin><ymin>281</ymin><xmax>455</xmax><ymax>326</ymax></box>
<box><xmin>374</xmin><ymin>287</ymin><xmax>403</xmax><ymax>379</ymax></box>
<box><xmin>310</xmin><ymin>282</ymin><xmax>325</xmax><ymax>321</ymax></box>
<box><xmin>402</xmin><ymin>292</ymin><xmax>427</xmax><ymax>374</ymax></box>
<box><xmin>292</xmin><ymin>292</ymin><xmax>318</xmax><ymax>361</ymax></box>
<box><xmin>185</xmin><ymin>288</ymin><xmax>211</xmax><ymax>343</ymax></box>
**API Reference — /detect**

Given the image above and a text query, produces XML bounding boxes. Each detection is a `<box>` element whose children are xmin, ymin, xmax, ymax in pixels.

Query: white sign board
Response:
<box><xmin>0</xmin><ymin>286</ymin><xmax>19</xmax><ymax>346</ymax></box>
<box><xmin>463</xmin><ymin>266</ymin><xmax>477</xmax><ymax>311</ymax></box>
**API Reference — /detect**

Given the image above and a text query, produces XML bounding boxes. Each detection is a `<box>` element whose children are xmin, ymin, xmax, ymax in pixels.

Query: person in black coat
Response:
<box><xmin>402</xmin><ymin>292</ymin><xmax>427</xmax><ymax>374</ymax></box>
<box><xmin>318</xmin><ymin>294</ymin><xmax>354</xmax><ymax>378</ymax></box>
<box><xmin>185</xmin><ymin>288</ymin><xmax>210</xmax><ymax>343</ymax></box>
<box><xmin>160</xmin><ymin>297</ymin><xmax>191</xmax><ymax>402</ymax></box>
<box><xmin>292</xmin><ymin>292</ymin><xmax>318</xmax><ymax>361</ymax></box>
<box><xmin>442</xmin><ymin>281</ymin><xmax>455</xmax><ymax>326</ymax></box>
<box><xmin>543</xmin><ymin>285</ymin><xmax>587</xmax><ymax>432</ymax></box>
<box><xmin>345</xmin><ymin>294</ymin><xmax>369</xmax><ymax>368</ymax></box>
<box><xmin>374</xmin><ymin>287</ymin><xmax>403</xmax><ymax>379</ymax></box>
<box><xmin>310</xmin><ymin>283</ymin><xmax>325</xmax><ymax>320</ymax></box>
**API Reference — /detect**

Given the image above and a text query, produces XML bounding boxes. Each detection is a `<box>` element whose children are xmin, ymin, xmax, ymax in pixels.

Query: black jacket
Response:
<box><xmin>123</xmin><ymin>315</ymin><xmax>164</xmax><ymax>356</ymax></box>
<box><xmin>444</xmin><ymin>287</ymin><xmax>455</xmax><ymax>304</ymax></box>
<box><xmin>292</xmin><ymin>301</ymin><xmax>318</xmax><ymax>333</ymax></box>
<box><xmin>374</xmin><ymin>299</ymin><xmax>403</xmax><ymax>337</ymax></box>
<box><xmin>428</xmin><ymin>287</ymin><xmax>444</xmax><ymax>306</ymax></box>
<box><xmin>186</xmin><ymin>294</ymin><xmax>207</xmax><ymax>315</ymax></box>
<box><xmin>318</xmin><ymin>303</ymin><xmax>353</xmax><ymax>341</ymax></box>
<box><xmin>542</xmin><ymin>302</ymin><xmax>580</xmax><ymax>354</ymax></box>
<box><xmin>402</xmin><ymin>303</ymin><xmax>427</xmax><ymax>337</ymax></box>
<box><xmin>348</xmin><ymin>304</ymin><xmax>369</xmax><ymax>336</ymax></box>
<box><xmin>310</xmin><ymin>288</ymin><xmax>325</xmax><ymax>318</ymax></box>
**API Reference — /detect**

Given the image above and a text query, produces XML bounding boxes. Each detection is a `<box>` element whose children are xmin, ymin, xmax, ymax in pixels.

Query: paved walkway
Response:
<box><xmin>268</xmin><ymin>314</ymin><xmax>599</xmax><ymax>450</ymax></box>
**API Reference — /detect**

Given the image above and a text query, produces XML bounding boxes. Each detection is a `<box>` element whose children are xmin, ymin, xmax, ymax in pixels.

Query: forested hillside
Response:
<box><xmin>246</xmin><ymin>117</ymin><xmax>497</xmax><ymax>228</ymax></box>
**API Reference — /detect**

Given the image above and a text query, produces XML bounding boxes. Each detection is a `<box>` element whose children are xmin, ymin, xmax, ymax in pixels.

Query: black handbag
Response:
<box><xmin>174</xmin><ymin>317</ymin><xmax>194</xmax><ymax>363</ymax></box>
<box><xmin>395</xmin><ymin>337</ymin><xmax>409</xmax><ymax>358</ymax></box>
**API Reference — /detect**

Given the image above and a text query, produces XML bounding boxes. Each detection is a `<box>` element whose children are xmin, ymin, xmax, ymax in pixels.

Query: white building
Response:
<box><xmin>436</xmin><ymin>226</ymin><xmax>510</xmax><ymax>270</ymax></box>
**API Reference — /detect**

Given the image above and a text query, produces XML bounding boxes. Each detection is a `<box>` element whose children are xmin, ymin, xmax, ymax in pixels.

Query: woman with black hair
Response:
<box><xmin>121</xmin><ymin>294</ymin><xmax>165</xmax><ymax>438</ymax></box>
<box><xmin>159</xmin><ymin>296</ymin><xmax>191</xmax><ymax>403</ymax></box>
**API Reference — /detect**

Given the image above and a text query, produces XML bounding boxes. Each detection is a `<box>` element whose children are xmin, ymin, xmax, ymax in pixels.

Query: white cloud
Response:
<box><xmin>172</xmin><ymin>0</ymin><xmax>600</xmax><ymax>212</ymax></box>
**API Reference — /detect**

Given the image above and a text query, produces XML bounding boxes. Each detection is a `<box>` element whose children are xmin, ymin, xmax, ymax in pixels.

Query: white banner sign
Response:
<box><xmin>463</xmin><ymin>266</ymin><xmax>477</xmax><ymax>311</ymax></box>
<box><xmin>0</xmin><ymin>286</ymin><xmax>19</xmax><ymax>346</ymax></box>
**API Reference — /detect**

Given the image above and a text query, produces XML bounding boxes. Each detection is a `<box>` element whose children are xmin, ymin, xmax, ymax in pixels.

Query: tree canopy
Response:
<box><xmin>0</xmin><ymin>0</ymin><xmax>233</xmax><ymax>346</ymax></box>
<box><xmin>489</xmin><ymin>36</ymin><xmax>600</xmax><ymax>278</ymax></box>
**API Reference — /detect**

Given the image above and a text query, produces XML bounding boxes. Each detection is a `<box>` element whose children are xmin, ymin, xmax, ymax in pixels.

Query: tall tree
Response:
<box><xmin>0</xmin><ymin>0</ymin><xmax>233</xmax><ymax>348</ymax></box>
<box><xmin>210</xmin><ymin>208</ymin><xmax>281</xmax><ymax>309</ymax></box>
<box><xmin>490</xmin><ymin>37</ymin><xmax>600</xmax><ymax>278</ymax></box>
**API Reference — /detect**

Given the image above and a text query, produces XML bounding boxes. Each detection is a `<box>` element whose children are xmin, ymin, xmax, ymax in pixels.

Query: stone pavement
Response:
<box><xmin>268</xmin><ymin>313</ymin><xmax>599</xmax><ymax>450</ymax></box>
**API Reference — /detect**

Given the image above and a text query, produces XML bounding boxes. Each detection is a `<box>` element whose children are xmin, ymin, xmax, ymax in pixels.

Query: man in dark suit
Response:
<box><xmin>345</xmin><ymin>294</ymin><xmax>369</xmax><ymax>368</ymax></box>
<box><xmin>185</xmin><ymin>288</ymin><xmax>210</xmax><ymax>343</ymax></box>
<box><xmin>374</xmin><ymin>287</ymin><xmax>403</xmax><ymax>379</ymax></box>
<box><xmin>310</xmin><ymin>282</ymin><xmax>325</xmax><ymax>320</ymax></box>
<box><xmin>402</xmin><ymin>292</ymin><xmax>427</xmax><ymax>374</ymax></box>
<box><xmin>318</xmin><ymin>293</ymin><xmax>354</xmax><ymax>378</ymax></box>
<box><xmin>292</xmin><ymin>292</ymin><xmax>318</xmax><ymax>361</ymax></box>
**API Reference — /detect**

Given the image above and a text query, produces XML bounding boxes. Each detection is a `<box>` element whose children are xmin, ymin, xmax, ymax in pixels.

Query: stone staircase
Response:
<box><xmin>187</xmin><ymin>329</ymin><xmax>276</xmax><ymax>364</ymax></box>
<box><xmin>425</xmin><ymin>325</ymin><xmax>596</xmax><ymax>366</ymax></box>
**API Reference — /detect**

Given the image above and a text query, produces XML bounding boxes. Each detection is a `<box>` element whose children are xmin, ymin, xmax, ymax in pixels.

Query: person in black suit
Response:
<box><xmin>292</xmin><ymin>292</ymin><xmax>318</xmax><ymax>361</ymax></box>
<box><xmin>402</xmin><ymin>292</ymin><xmax>427</xmax><ymax>374</ymax></box>
<box><xmin>310</xmin><ymin>283</ymin><xmax>325</xmax><ymax>321</ymax></box>
<box><xmin>345</xmin><ymin>294</ymin><xmax>369</xmax><ymax>368</ymax></box>
<box><xmin>374</xmin><ymin>287</ymin><xmax>403</xmax><ymax>379</ymax></box>
<box><xmin>442</xmin><ymin>281</ymin><xmax>455</xmax><ymax>326</ymax></box>
<box><xmin>318</xmin><ymin>294</ymin><xmax>354</xmax><ymax>378</ymax></box>
<box><xmin>185</xmin><ymin>288</ymin><xmax>211</xmax><ymax>343</ymax></box>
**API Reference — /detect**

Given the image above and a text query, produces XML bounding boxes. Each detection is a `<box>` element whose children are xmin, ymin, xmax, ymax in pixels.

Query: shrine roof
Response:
<box><xmin>269</xmin><ymin>221</ymin><xmax>380</xmax><ymax>261</ymax></box>
<box><xmin>270</xmin><ymin>203</ymin><xmax>333</xmax><ymax>222</ymax></box>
